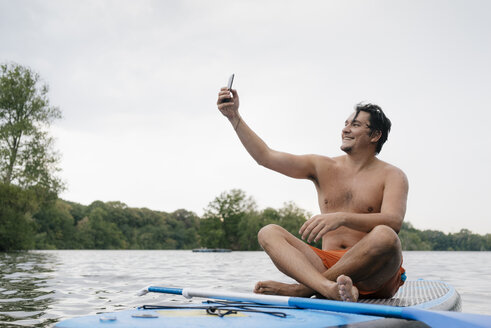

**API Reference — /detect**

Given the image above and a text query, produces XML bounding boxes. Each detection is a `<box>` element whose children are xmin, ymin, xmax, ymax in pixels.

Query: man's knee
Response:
<box><xmin>257</xmin><ymin>224</ymin><xmax>285</xmax><ymax>248</ymax></box>
<box><xmin>369</xmin><ymin>225</ymin><xmax>401</xmax><ymax>253</ymax></box>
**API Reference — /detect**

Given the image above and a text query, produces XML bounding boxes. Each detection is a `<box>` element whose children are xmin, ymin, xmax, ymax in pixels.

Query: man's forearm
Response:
<box><xmin>231</xmin><ymin>115</ymin><xmax>272</xmax><ymax>167</ymax></box>
<box><xmin>340</xmin><ymin>212</ymin><xmax>403</xmax><ymax>233</ymax></box>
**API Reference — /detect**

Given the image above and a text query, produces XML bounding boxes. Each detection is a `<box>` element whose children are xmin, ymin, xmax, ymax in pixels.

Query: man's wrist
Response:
<box><xmin>339</xmin><ymin>212</ymin><xmax>348</xmax><ymax>227</ymax></box>
<box><xmin>230</xmin><ymin>116</ymin><xmax>241</xmax><ymax>131</ymax></box>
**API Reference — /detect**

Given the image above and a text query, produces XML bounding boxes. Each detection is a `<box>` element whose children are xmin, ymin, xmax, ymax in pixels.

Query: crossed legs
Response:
<box><xmin>253</xmin><ymin>224</ymin><xmax>402</xmax><ymax>301</ymax></box>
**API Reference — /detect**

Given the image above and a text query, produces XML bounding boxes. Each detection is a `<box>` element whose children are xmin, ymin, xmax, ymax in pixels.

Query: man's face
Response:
<box><xmin>340</xmin><ymin>111</ymin><xmax>373</xmax><ymax>153</ymax></box>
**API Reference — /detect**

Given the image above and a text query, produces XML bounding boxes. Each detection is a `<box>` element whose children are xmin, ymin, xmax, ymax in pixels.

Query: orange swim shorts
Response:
<box><xmin>309</xmin><ymin>246</ymin><xmax>406</xmax><ymax>299</ymax></box>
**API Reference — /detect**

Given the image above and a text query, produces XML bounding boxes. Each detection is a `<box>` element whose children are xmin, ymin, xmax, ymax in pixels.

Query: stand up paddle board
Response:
<box><xmin>55</xmin><ymin>280</ymin><xmax>480</xmax><ymax>328</ymax></box>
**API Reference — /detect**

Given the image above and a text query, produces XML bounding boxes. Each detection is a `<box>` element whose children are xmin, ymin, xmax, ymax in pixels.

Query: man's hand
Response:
<box><xmin>299</xmin><ymin>213</ymin><xmax>345</xmax><ymax>243</ymax></box>
<box><xmin>217</xmin><ymin>87</ymin><xmax>240</xmax><ymax>121</ymax></box>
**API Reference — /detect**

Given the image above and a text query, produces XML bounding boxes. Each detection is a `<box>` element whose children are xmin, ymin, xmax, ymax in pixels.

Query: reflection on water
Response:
<box><xmin>0</xmin><ymin>250</ymin><xmax>490</xmax><ymax>327</ymax></box>
<box><xmin>0</xmin><ymin>252</ymin><xmax>57</xmax><ymax>327</ymax></box>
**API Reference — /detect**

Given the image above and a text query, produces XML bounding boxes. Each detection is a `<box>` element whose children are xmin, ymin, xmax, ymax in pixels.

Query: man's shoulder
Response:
<box><xmin>377</xmin><ymin>159</ymin><xmax>404</xmax><ymax>172</ymax></box>
<box><xmin>376</xmin><ymin>159</ymin><xmax>408</xmax><ymax>182</ymax></box>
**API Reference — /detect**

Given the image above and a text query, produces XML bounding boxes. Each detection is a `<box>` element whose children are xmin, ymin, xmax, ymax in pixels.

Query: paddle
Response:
<box><xmin>138</xmin><ymin>286</ymin><xmax>491</xmax><ymax>328</ymax></box>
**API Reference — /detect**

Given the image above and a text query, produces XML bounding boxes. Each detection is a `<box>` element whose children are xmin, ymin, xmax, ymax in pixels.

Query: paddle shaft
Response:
<box><xmin>147</xmin><ymin>287</ymin><xmax>403</xmax><ymax>317</ymax></box>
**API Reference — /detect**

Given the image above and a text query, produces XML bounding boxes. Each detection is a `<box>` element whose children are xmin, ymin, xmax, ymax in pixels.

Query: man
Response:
<box><xmin>216</xmin><ymin>87</ymin><xmax>408</xmax><ymax>302</ymax></box>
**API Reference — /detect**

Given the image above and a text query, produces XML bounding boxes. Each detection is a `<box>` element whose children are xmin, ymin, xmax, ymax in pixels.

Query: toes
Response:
<box><xmin>335</xmin><ymin>275</ymin><xmax>357</xmax><ymax>302</ymax></box>
<box><xmin>337</xmin><ymin>274</ymin><xmax>349</xmax><ymax>285</ymax></box>
<box><xmin>253</xmin><ymin>282</ymin><xmax>263</xmax><ymax>293</ymax></box>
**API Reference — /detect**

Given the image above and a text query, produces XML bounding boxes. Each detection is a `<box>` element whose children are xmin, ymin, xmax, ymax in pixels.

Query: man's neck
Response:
<box><xmin>343</xmin><ymin>151</ymin><xmax>378</xmax><ymax>172</ymax></box>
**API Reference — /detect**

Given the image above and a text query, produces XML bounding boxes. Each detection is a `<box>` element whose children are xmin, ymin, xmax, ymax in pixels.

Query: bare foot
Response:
<box><xmin>254</xmin><ymin>281</ymin><xmax>313</xmax><ymax>297</ymax></box>
<box><xmin>314</xmin><ymin>275</ymin><xmax>359</xmax><ymax>301</ymax></box>
<box><xmin>336</xmin><ymin>275</ymin><xmax>359</xmax><ymax>302</ymax></box>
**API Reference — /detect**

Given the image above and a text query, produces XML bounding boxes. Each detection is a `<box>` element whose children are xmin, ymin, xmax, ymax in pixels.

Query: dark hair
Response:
<box><xmin>353</xmin><ymin>103</ymin><xmax>391</xmax><ymax>154</ymax></box>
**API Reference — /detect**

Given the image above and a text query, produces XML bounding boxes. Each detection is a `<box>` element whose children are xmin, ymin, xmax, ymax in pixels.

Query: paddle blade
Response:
<box><xmin>137</xmin><ymin>286</ymin><xmax>183</xmax><ymax>297</ymax></box>
<box><xmin>402</xmin><ymin>308</ymin><xmax>491</xmax><ymax>328</ymax></box>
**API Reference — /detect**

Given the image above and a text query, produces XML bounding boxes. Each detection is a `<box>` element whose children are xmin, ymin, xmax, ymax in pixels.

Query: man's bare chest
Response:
<box><xmin>317</xmin><ymin>171</ymin><xmax>385</xmax><ymax>213</ymax></box>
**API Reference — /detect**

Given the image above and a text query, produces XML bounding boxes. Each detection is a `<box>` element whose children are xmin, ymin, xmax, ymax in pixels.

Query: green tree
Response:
<box><xmin>399</xmin><ymin>222</ymin><xmax>430</xmax><ymax>250</ymax></box>
<box><xmin>237</xmin><ymin>211</ymin><xmax>263</xmax><ymax>250</ymax></box>
<box><xmin>76</xmin><ymin>206</ymin><xmax>126</xmax><ymax>249</ymax></box>
<box><xmin>0</xmin><ymin>183</ymin><xmax>37</xmax><ymax>251</ymax></box>
<box><xmin>419</xmin><ymin>229</ymin><xmax>449</xmax><ymax>250</ymax></box>
<box><xmin>278</xmin><ymin>202</ymin><xmax>310</xmax><ymax>238</ymax></box>
<box><xmin>485</xmin><ymin>234</ymin><xmax>491</xmax><ymax>250</ymax></box>
<box><xmin>399</xmin><ymin>229</ymin><xmax>431</xmax><ymax>250</ymax></box>
<box><xmin>168</xmin><ymin>209</ymin><xmax>200</xmax><ymax>249</ymax></box>
<box><xmin>202</xmin><ymin>189</ymin><xmax>257</xmax><ymax>250</ymax></box>
<box><xmin>0</xmin><ymin>63</ymin><xmax>62</xmax><ymax>193</ymax></box>
<box><xmin>452</xmin><ymin>229</ymin><xmax>484</xmax><ymax>251</ymax></box>
<box><xmin>199</xmin><ymin>216</ymin><xmax>227</xmax><ymax>248</ymax></box>
<box><xmin>135</xmin><ymin>223</ymin><xmax>173</xmax><ymax>249</ymax></box>
<box><xmin>34</xmin><ymin>199</ymin><xmax>77</xmax><ymax>249</ymax></box>
<box><xmin>66</xmin><ymin>200</ymin><xmax>88</xmax><ymax>225</ymax></box>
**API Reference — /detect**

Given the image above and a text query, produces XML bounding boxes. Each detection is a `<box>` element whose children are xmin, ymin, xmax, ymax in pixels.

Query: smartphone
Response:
<box><xmin>222</xmin><ymin>74</ymin><xmax>235</xmax><ymax>103</ymax></box>
<box><xmin>227</xmin><ymin>74</ymin><xmax>235</xmax><ymax>90</ymax></box>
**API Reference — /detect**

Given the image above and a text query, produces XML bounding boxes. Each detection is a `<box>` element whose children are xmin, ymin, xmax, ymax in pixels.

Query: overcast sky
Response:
<box><xmin>1</xmin><ymin>0</ymin><xmax>490</xmax><ymax>234</ymax></box>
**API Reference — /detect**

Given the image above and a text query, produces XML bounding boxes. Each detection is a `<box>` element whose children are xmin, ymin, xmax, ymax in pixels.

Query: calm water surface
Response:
<box><xmin>0</xmin><ymin>250</ymin><xmax>490</xmax><ymax>327</ymax></box>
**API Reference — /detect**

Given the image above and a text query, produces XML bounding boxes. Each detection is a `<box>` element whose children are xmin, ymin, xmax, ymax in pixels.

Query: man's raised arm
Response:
<box><xmin>217</xmin><ymin>87</ymin><xmax>317</xmax><ymax>180</ymax></box>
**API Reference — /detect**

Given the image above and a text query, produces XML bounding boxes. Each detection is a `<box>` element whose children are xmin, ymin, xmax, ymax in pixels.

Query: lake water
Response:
<box><xmin>0</xmin><ymin>250</ymin><xmax>490</xmax><ymax>327</ymax></box>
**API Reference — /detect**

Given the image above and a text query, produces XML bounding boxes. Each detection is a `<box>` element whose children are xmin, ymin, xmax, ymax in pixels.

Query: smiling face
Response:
<box><xmin>340</xmin><ymin>111</ymin><xmax>379</xmax><ymax>154</ymax></box>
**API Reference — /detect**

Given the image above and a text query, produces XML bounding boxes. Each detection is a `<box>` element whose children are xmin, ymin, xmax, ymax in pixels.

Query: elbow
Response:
<box><xmin>389</xmin><ymin>216</ymin><xmax>404</xmax><ymax>234</ymax></box>
<box><xmin>375</xmin><ymin>214</ymin><xmax>403</xmax><ymax>234</ymax></box>
<box><xmin>255</xmin><ymin>157</ymin><xmax>267</xmax><ymax>167</ymax></box>
<box><xmin>254</xmin><ymin>156</ymin><xmax>268</xmax><ymax>168</ymax></box>
<box><xmin>254</xmin><ymin>148</ymin><xmax>274</xmax><ymax>168</ymax></box>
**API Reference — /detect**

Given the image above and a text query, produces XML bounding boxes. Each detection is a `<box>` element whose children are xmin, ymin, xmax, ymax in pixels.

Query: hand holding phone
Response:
<box><xmin>217</xmin><ymin>74</ymin><xmax>240</xmax><ymax>122</ymax></box>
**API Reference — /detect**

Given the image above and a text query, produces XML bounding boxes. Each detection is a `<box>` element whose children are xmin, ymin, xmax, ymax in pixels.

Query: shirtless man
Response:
<box><xmin>216</xmin><ymin>87</ymin><xmax>408</xmax><ymax>302</ymax></box>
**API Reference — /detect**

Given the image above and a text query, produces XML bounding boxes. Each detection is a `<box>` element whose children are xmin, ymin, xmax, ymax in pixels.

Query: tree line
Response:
<box><xmin>1</xmin><ymin>63</ymin><xmax>490</xmax><ymax>252</ymax></box>
<box><xmin>1</xmin><ymin>185</ymin><xmax>490</xmax><ymax>251</ymax></box>
<box><xmin>0</xmin><ymin>187</ymin><xmax>316</xmax><ymax>251</ymax></box>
